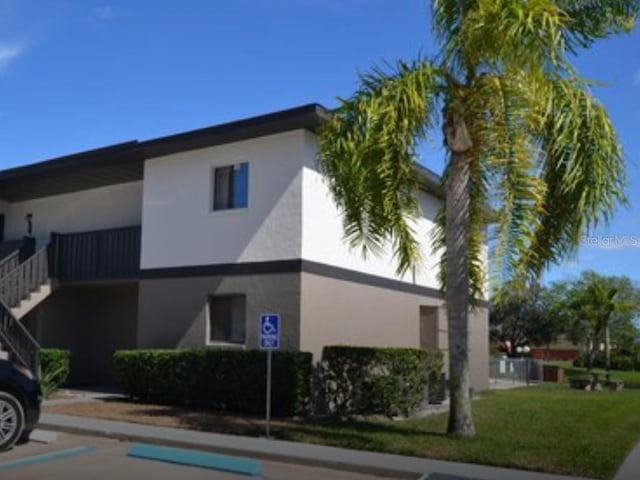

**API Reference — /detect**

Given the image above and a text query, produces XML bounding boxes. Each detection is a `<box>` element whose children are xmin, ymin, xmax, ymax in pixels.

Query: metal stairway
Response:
<box><xmin>0</xmin><ymin>246</ymin><xmax>50</xmax><ymax>373</ymax></box>
<box><xmin>0</xmin><ymin>247</ymin><xmax>52</xmax><ymax>319</ymax></box>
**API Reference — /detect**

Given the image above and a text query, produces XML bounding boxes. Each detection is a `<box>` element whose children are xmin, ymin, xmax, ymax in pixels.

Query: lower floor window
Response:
<box><xmin>208</xmin><ymin>295</ymin><xmax>246</xmax><ymax>344</ymax></box>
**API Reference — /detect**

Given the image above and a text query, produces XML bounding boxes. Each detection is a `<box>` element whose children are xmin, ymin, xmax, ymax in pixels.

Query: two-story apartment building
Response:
<box><xmin>0</xmin><ymin>104</ymin><xmax>489</xmax><ymax>389</ymax></box>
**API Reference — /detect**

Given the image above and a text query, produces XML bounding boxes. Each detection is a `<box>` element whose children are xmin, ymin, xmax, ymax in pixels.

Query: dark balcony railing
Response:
<box><xmin>0</xmin><ymin>251</ymin><xmax>19</xmax><ymax>280</ymax></box>
<box><xmin>49</xmin><ymin>225</ymin><xmax>141</xmax><ymax>282</ymax></box>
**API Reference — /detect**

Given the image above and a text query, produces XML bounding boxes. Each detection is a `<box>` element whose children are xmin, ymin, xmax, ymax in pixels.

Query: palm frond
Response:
<box><xmin>558</xmin><ymin>0</ymin><xmax>639</xmax><ymax>52</ymax></box>
<box><xmin>454</xmin><ymin>0</ymin><xmax>571</xmax><ymax>73</ymax></box>
<box><xmin>318</xmin><ymin>59</ymin><xmax>442</xmax><ymax>274</ymax></box>
<box><xmin>522</xmin><ymin>77</ymin><xmax>627</xmax><ymax>277</ymax></box>
<box><xmin>469</xmin><ymin>71</ymin><xmax>547</xmax><ymax>291</ymax></box>
<box><xmin>432</xmin><ymin>0</ymin><xmax>474</xmax><ymax>74</ymax></box>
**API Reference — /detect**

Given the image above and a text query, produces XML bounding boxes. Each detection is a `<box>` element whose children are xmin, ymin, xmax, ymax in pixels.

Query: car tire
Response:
<box><xmin>0</xmin><ymin>391</ymin><xmax>24</xmax><ymax>451</ymax></box>
<box><xmin>18</xmin><ymin>428</ymin><xmax>33</xmax><ymax>444</ymax></box>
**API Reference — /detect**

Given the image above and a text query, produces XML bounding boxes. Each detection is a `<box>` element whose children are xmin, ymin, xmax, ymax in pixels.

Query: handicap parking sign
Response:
<box><xmin>260</xmin><ymin>314</ymin><xmax>280</xmax><ymax>350</ymax></box>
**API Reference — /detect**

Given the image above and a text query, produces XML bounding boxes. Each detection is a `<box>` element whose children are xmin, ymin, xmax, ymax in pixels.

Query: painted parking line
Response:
<box><xmin>0</xmin><ymin>446</ymin><xmax>97</xmax><ymax>472</ymax></box>
<box><xmin>128</xmin><ymin>443</ymin><xmax>262</xmax><ymax>476</ymax></box>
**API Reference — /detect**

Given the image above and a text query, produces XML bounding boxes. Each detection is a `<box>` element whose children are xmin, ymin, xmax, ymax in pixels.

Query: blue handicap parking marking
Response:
<box><xmin>0</xmin><ymin>446</ymin><xmax>97</xmax><ymax>472</ymax></box>
<box><xmin>127</xmin><ymin>443</ymin><xmax>262</xmax><ymax>476</ymax></box>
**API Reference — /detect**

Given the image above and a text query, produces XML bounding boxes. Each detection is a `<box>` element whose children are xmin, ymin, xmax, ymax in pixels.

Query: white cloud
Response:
<box><xmin>0</xmin><ymin>42</ymin><xmax>24</xmax><ymax>73</ymax></box>
<box><xmin>634</xmin><ymin>68</ymin><xmax>640</xmax><ymax>86</ymax></box>
<box><xmin>94</xmin><ymin>5</ymin><xmax>114</xmax><ymax>20</ymax></box>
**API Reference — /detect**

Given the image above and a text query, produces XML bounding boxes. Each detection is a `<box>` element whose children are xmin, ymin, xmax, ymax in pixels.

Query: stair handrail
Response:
<box><xmin>0</xmin><ymin>250</ymin><xmax>20</xmax><ymax>279</ymax></box>
<box><xmin>0</xmin><ymin>247</ymin><xmax>49</xmax><ymax>309</ymax></box>
<box><xmin>0</xmin><ymin>295</ymin><xmax>40</xmax><ymax>374</ymax></box>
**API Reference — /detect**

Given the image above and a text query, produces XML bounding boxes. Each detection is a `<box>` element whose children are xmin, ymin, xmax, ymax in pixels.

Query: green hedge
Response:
<box><xmin>321</xmin><ymin>346</ymin><xmax>444</xmax><ymax>418</ymax></box>
<box><xmin>573</xmin><ymin>351</ymin><xmax>640</xmax><ymax>371</ymax></box>
<box><xmin>40</xmin><ymin>348</ymin><xmax>71</xmax><ymax>396</ymax></box>
<box><xmin>114</xmin><ymin>349</ymin><xmax>312</xmax><ymax>416</ymax></box>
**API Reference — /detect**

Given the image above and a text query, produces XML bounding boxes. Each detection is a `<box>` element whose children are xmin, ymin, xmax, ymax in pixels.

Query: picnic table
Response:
<box><xmin>569</xmin><ymin>369</ymin><xmax>624</xmax><ymax>391</ymax></box>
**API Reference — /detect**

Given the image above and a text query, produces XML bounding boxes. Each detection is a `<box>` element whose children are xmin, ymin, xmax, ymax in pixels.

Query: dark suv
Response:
<box><xmin>0</xmin><ymin>359</ymin><xmax>41</xmax><ymax>450</ymax></box>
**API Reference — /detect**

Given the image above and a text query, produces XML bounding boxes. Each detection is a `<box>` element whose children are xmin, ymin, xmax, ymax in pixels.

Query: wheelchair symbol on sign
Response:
<box><xmin>262</xmin><ymin>317</ymin><xmax>276</xmax><ymax>335</ymax></box>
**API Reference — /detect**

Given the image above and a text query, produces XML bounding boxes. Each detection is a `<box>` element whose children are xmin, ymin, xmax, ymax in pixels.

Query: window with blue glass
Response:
<box><xmin>213</xmin><ymin>162</ymin><xmax>249</xmax><ymax>211</ymax></box>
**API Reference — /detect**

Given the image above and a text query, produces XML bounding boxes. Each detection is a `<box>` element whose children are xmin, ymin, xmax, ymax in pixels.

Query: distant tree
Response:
<box><xmin>551</xmin><ymin>271</ymin><xmax>640</xmax><ymax>370</ymax></box>
<box><xmin>490</xmin><ymin>284</ymin><xmax>563</xmax><ymax>356</ymax></box>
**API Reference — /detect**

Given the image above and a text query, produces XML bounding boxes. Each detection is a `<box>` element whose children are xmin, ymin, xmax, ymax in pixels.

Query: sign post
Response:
<box><xmin>259</xmin><ymin>313</ymin><xmax>280</xmax><ymax>439</ymax></box>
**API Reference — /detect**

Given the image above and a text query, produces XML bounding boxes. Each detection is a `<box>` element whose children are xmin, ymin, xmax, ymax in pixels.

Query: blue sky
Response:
<box><xmin>0</xmin><ymin>0</ymin><xmax>638</xmax><ymax>285</ymax></box>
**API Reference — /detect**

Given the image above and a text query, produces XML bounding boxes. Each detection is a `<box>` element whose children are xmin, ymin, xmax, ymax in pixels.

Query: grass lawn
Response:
<box><xmin>276</xmin><ymin>384</ymin><xmax>640</xmax><ymax>479</ymax></box>
<box><xmin>46</xmin><ymin>384</ymin><xmax>640</xmax><ymax>479</ymax></box>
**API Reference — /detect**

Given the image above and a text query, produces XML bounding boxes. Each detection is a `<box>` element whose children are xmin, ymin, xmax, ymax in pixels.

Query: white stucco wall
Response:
<box><xmin>140</xmin><ymin>130</ymin><xmax>305</xmax><ymax>269</ymax></box>
<box><xmin>300</xmin><ymin>131</ymin><xmax>442</xmax><ymax>289</ymax></box>
<box><xmin>2</xmin><ymin>182</ymin><xmax>143</xmax><ymax>248</ymax></box>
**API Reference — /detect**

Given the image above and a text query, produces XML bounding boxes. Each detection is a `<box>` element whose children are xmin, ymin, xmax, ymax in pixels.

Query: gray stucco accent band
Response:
<box><xmin>140</xmin><ymin>259</ymin><xmax>446</xmax><ymax>300</ymax></box>
<box><xmin>139</xmin><ymin>259</ymin><xmax>489</xmax><ymax>308</ymax></box>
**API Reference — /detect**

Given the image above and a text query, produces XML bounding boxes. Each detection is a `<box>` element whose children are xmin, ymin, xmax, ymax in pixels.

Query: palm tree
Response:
<box><xmin>318</xmin><ymin>1</ymin><xmax>636</xmax><ymax>437</ymax></box>
<box><xmin>567</xmin><ymin>272</ymin><xmax>634</xmax><ymax>371</ymax></box>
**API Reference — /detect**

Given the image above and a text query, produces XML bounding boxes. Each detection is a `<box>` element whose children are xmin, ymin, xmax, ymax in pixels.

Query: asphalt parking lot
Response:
<box><xmin>1</xmin><ymin>432</ymin><xmax>400</xmax><ymax>480</ymax></box>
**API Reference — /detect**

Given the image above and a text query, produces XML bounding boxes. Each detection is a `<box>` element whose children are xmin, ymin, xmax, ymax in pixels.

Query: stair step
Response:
<box><xmin>10</xmin><ymin>282</ymin><xmax>53</xmax><ymax>320</ymax></box>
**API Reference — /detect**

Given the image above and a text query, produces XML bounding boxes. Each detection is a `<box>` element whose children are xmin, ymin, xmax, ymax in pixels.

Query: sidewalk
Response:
<box><xmin>44</xmin><ymin>389</ymin><xmax>125</xmax><ymax>407</ymax></box>
<box><xmin>614</xmin><ymin>441</ymin><xmax>640</xmax><ymax>480</ymax></box>
<box><xmin>39</xmin><ymin>413</ymin><xmax>594</xmax><ymax>480</ymax></box>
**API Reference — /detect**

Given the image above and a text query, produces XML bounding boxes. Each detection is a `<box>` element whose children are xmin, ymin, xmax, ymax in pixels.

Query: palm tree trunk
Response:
<box><xmin>445</xmin><ymin>147</ymin><xmax>475</xmax><ymax>437</ymax></box>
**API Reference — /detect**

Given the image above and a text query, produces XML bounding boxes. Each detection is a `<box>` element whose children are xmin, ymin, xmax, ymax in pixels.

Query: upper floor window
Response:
<box><xmin>213</xmin><ymin>162</ymin><xmax>249</xmax><ymax>211</ymax></box>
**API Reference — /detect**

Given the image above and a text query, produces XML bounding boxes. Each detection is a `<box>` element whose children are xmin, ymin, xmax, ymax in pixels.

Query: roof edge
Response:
<box><xmin>0</xmin><ymin>104</ymin><xmax>330</xmax><ymax>182</ymax></box>
<box><xmin>140</xmin><ymin>103</ymin><xmax>330</xmax><ymax>159</ymax></box>
<box><xmin>0</xmin><ymin>141</ymin><xmax>141</xmax><ymax>181</ymax></box>
<box><xmin>416</xmin><ymin>164</ymin><xmax>444</xmax><ymax>199</ymax></box>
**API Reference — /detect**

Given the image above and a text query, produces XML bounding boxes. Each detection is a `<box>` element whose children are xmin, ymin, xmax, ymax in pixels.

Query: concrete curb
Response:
<box><xmin>39</xmin><ymin>418</ymin><xmax>416</xmax><ymax>479</ymax></box>
<box><xmin>39</xmin><ymin>413</ymin><xmax>593</xmax><ymax>480</ymax></box>
<box><xmin>614</xmin><ymin>441</ymin><xmax>640</xmax><ymax>480</ymax></box>
<box><xmin>28</xmin><ymin>429</ymin><xmax>58</xmax><ymax>444</ymax></box>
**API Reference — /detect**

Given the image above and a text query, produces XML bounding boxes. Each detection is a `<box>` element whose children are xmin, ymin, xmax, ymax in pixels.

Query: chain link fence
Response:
<box><xmin>490</xmin><ymin>356</ymin><xmax>544</xmax><ymax>387</ymax></box>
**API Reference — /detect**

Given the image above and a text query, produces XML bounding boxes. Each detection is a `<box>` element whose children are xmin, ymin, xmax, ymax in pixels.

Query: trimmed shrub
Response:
<box><xmin>562</xmin><ymin>366</ymin><xmax>587</xmax><ymax>379</ymax></box>
<box><xmin>39</xmin><ymin>348</ymin><xmax>71</xmax><ymax>398</ymax></box>
<box><xmin>113</xmin><ymin>349</ymin><xmax>312</xmax><ymax>416</ymax></box>
<box><xmin>611</xmin><ymin>354</ymin><xmax>636</xmax><ymax>372</ymax></box>
<box><xmin>320</xmin><ymin>346</ymin><xmax>444</xmax><ymax>418</ymax></box>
